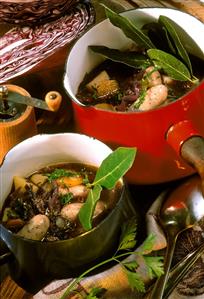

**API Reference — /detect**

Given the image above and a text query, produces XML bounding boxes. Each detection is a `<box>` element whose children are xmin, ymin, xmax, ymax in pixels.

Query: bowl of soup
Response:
<box><xmin>0</xmin><ymin>133</ymin><xmax>137</xmax><ymax>293</ymax></box>
<box><xmin>64</xmin><ymin>7</ymin><xmax>204</xmax><ymax>184</ymax></box>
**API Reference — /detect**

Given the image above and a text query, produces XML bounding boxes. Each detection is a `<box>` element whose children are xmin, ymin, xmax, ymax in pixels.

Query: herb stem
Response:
<box><xmin>60</xmin><ymin>251</ymin><xmax>141</xmax><ymax>299</ymax></box>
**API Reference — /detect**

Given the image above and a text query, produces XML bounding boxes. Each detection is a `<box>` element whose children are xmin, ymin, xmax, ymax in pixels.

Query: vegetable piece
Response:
<box><xmin>30</xmin><ymin>173</ymin><xmax>47</xmax><ymax>186</ymax></box>
<box><xmin>47</xmin><ymin>168</ymin><xmax>78</xmax><ymax>181</ymax></box>
<box><xmin>96</xmin><ymin>79</ymin><xmax>119</xmax><ymax>99</ymax></box>
<box><xmin>86</xmin><ymin>70</ymin><xmax>110</xmax><ymax>91</ymax></box>
<box><xmin>102</xmin><ymin>4</ymin><xmax>155</xmax><ymax>49</ymax></box>
<box><xmin>6</xmin><ymin>218</ymin><xmax>25</xmax><ymax>231</ymax></box>
<box><xmin>89</xmin><ymin>46</ymin><xmax>151</xmax><ymax>69</ymax></box>
<box><xmin>13</xmin><ymin>176</ymin><xmax>38</xmax><ymax>193</ymax></box>
<box><xmin>94</xmin><ymin>103</ymin><xmax>115</xmax><ymax>110</ymax></box>
<box><xmin>2</xmin><ymin>207</ymin><xmax>18</xmax><ymax>222</ymax></box>
<box><xmin>17</xmin><ymin>214</ymin><xmax>50</xmax><ymax>240</ymax></box>
<box><xmin>41</xmin><ymin>181</ymin><xmax>53</xmax><ymax>192</ymax></box>
<box><xmin>13</xmin><ymin>176</ymin><xmax>28</xmax><ymax>191</ymax></box>
<box><xmin>147</xmin><ymin>49</ymin><xmax>192</xmax><ymax>82</ymax></box>
<box><xmin>56</xmin><ymin>175</ymin><xmax>83</xmax><ymax>187</ymax></box>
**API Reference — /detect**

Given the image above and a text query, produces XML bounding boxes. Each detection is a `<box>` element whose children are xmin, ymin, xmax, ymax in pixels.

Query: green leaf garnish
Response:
<box><xmin>60</xmin><ymin>193</ymin><xmax>73</xmax><ymax>205</ymax></box>
<box><xmin>79</xmin><ymin>184</ymin><xmax>102</xmax><ymax>230</ymax></box>
<box><xmin>86</xmin><ymin>287</ymin><xmax>106</xmax><ymax>299</ymax></box>
<box><xmin>139</xmin><ymin>233</ymin><xmax>156</xmax><ymax>254</ymax></box>
<box><xmin>46</xmin><ymin>169</ymin><xmax>77</xmax><ymax>181</ymax></box>
<box><xmin>89</xmin><ymin>46</ymin><xmax>151</xmax><ymax>69</ymax></box>
<box><xmin>147</xmin><ymin>49</ymin><xmax>193</xmax><ymax>82</ymax></box>
<box><xmin>131</xmin><ymin>89</ymin><xmax>146</xmax><ymax>110</ymax></box>
<box><xmin>143</xmin><ymin>256</ymin><xmax>164</xmax><ymax>279</ymax></box>
<box><xmin>79</xmin><ymin>147</ymin><xmax>136</xmax><ymax>230</ymax></box>
<box><xmin>162</xmin><ymin>26</ymin><xmax>177</xmax><ymax>55</ymax></box>
<box><xmin>117</xmin><ymin>216</ymin><xmax>137</xmax><ymax>251</ymax></box>
<box><xmin>159</xmin><ymin>15</ymin><xmax>193</xmax><ymax>76</ymax></box>
<box><xmin>102</xmin><ymin>4</ymin><xmax>155</xmax><ymax>49</ymax></box>
<box><xmin>124</xmin><ymin>267</ymin><xmax>145</xmax><ymax>292</ymax></box>
<box><xmin>92</xmin><ymin>147</ymin><xmax>137</xmax><ymax>189</ymax></box>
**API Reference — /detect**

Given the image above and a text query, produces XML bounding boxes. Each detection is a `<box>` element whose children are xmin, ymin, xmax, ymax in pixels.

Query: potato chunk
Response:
<box><xmin>13</xmin><ymin>176</ymin><xmax>38</xmax><ymax>193</ymax></box>
<box><xmin>86</xmin><ymin>70</ymin><xmax>110</xmax><ymax>91</ymax></box>
<box><xmin>30</xmin><ymin>174</ymin><xmax>47</xmax><ymax>186</ymax></box>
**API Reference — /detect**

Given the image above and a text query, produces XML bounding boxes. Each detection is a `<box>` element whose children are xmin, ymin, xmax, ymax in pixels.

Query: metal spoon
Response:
<box><xmin>149</xmin><ymin>175</ymin><xmax>204</xmax><ymax>299</ymax></box>
<box><xmin>163</xmin><ymin>241</ymin><xmax>204</xmax><ymax>299</ymax></box>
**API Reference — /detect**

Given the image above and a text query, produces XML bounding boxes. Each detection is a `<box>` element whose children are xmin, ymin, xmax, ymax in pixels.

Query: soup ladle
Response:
<box><xmin>149</xmin><ymin>175</ymin><xmax>204</xmax><ymax>299</ymax></box>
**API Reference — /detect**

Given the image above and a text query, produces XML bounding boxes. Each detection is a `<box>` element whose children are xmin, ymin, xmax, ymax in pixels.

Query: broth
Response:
<box><xmin>1</xmin><ymin>163</ymin><xmax>122</xmax><ymax>241</ymax></box>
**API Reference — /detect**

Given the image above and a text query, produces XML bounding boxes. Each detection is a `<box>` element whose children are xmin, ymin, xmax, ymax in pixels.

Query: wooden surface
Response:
<box><xmin>0</xmin><ymin>0</ymin><xmax>204</xmax><ymax>298</ymax></box>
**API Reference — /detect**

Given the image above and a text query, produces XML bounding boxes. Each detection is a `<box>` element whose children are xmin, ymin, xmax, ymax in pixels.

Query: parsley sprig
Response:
<box><xmin>46</xmin><ymin>168</ymin><xmax>78</xmax><ymax>182</ymax></box>
<box><xmin>60</xmin><ymin>217</ymin><xmax>164</xmax><ymax>299</ymax></box>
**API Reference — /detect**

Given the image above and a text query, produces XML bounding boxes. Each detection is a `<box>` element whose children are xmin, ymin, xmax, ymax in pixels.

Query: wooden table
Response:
<box><xmin>0</xmin><ymin>0</ymin><xmax>203</xmax><ymax>298</ymax></box>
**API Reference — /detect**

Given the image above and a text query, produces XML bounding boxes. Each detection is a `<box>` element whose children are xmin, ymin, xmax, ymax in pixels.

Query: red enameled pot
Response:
<box><xmin>64</xmin><ymin>7</ymin><xmax>204</xmax><ymax>184</ymax></box>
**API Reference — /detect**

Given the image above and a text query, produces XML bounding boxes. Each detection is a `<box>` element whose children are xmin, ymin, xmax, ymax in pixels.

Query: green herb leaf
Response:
<box><xmin>118</xmin><ymin>217</ymin><xmax>137</xmax><ymax>251</ymax></box>
<box><xmin>162</xmin><ymin>26</ymin><xmax>177</xmax><ymax>54</ymax></box>
<box><xmin>102</xmin><ymin>4</ymin><xmax>155</xmax><ymax>49</ymax></box>
<box><xmin>123</xmin><ymin>260</ymin><xmax>138</xmax><ymax>271</ymax></box>
<box><xmin>139</xmin><ymin>234</ymin><xmax>156</xmax><ymax>254</ymax></box>
<box><xmin>131</xmin><ymin>89</ymin><xmax>146</xmax><ymax>110</ymax></box>
<box><xmin>60</xmin><ymin>193</ymin><xmax>73</xmax><ymax>205</ymax></box>
<box><xmin>124</xmin><ymin>267</ymin><xmax>145</xmax><ymax>292</ymax></box>
<box><xmin>86</xmin><ymin>287</ymin><xmax>106</xmax><ymax>299</ymax></box>
<box><xmin>159</xmin><ymin>15</ymin><xmax>193</xmax><ymax>75</ymax></box>
<box><xmin>142</xmin><ymin>22</ymin><xmax>171</xmax><ymax>53</ymax></box>
<box><xmin>143</xmin><ymin>256</ymin><xmax>164</xmax><ymax>279</ymax></box>
<box><xmin>147</xmin><ymin>49</ymin><xmax>192</xmax><ymax>81</ymax></box>
<box><xmin>78</xmin><ymin>184</ymin><xmax>102</xmax><ymax>230</ymax></box>
<box><xmin>46</xmin><ymin>169</ymin><xmax>77</xmax><ymax>181</ymax></box>
<box><xmin>89</xmin><ymin>46</ymin><xmax>150</xmax><ymax>69</ymax></box>
<box><xmin>92</xmin><ymin>147</ymin><xmax>137</xmax><ymax>189</ymax></box>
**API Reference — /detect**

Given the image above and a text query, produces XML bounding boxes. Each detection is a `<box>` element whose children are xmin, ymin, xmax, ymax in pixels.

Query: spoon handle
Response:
<box><xmin>149</xmin><ymin>234</ymin><xmax>177</xmax><ymax>299</ymax></box>
<box><xmin>163</xmin><ymin>241</ymin><xmax>204</xmax><ymax>299</ymax></box>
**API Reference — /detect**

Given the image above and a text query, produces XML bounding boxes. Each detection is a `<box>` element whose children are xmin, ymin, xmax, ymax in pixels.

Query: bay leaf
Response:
<box><xmin>159</xmin><ymin>16</ymin><xmax>193</xmax><ymax>76</ymax></box>
<box><xmin>147</xmin><ymin>49</ymin><xmax>191</xmax><ymax>81</ymax></box>
<box><xmin>92</xmin><ymin>147</ymin><xmax>137</xmax><ymax>189</ymax></box>
<box><xmin>142</xmin><ymin>22</ymin><xmax>171</xmax><ymax>53</ymax></box>
<box><xmin>89</xmin><ymin>46</ymin><xmax>150</xmax><ymax>69</ymax></box>
<box><xmin>79</xmin><ymin>147</ymin><xmax>136</xmax><ymax>230</ymax></box>
<box><xmin>163</xmin><ymin>26</ymin><xmax>177</xmax><ymax>55</ymax></box>
<box><xmin>102</xmin><ymin>4</ymin><xmax>155</xmax><ymax>50</ymax></box>
<box><xmin>78</xmin><ymin>184</ymin><xmax>102</xmax><ymax>231</ymax></box>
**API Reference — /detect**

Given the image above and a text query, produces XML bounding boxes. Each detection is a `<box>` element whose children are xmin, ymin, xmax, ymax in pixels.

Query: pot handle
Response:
<box><xmin>0</xmin><ymin>238</ymin><xmax>13</xmax><ymax>265</ymax></box>
<box><xmin>166</xmin><ymin>120</ymin><xmax>204</xmax><ymax>189</ymax></box>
